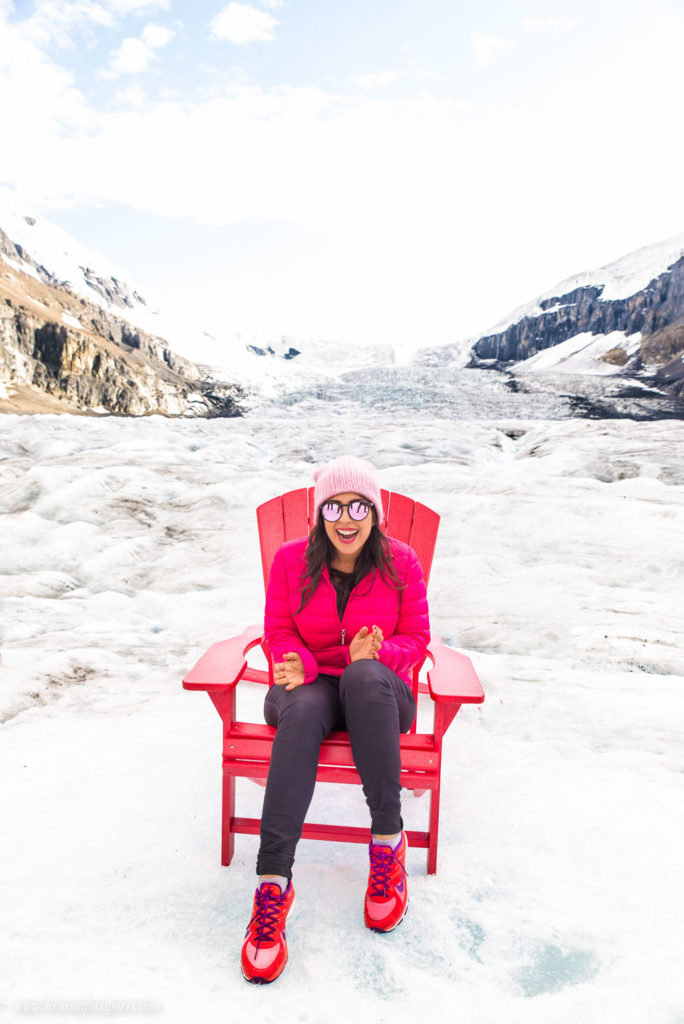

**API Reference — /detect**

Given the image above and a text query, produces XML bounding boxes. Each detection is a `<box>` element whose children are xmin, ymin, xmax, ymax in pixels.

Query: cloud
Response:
<box><xmin>0</xmin><ymin>11</ymin><xmax>93</xmax><ymax>131</ymax></box>
<box><xmin>20</xmin><ymin>1</ymin><xmax>116</xmax><ymax>48</ymax></box>
<box><xmin>15</xmin><ymin>0</ymin><xmax>171</xmax><ymax>51</ymax></box>
<box><xmin>3</xmin><ymin>5</ymin><xmax>684</xmax><ymax>348</ymax></box>
<box><xmin>107</xmin><ymin>22</ymin><xmax>174</xmax><ymax>75</ymax></box>
<box><xmin>471</xmin><ymin>31</ymin><xmax>513</xmax><ymax>68</ymax></box>
<box><xmin>523</xmin><ymin>17</ymin><xmax>574</xmax><ymax>35</ymax></box>
<box><xmin>351</xmin><ymin>70</ymin><xmax>399</xmax><ymax>91</ymax></box>
<box><xmin>105</xmin><ymin>0</ymin><xmax>169</xmax><ymax>12</ymax></box>
<box><xmin>210</xmin><ymin>2</ymin><xmax>278</xmax><ymax>45</ymax></box>
<box><xmin>114</xmin><ymin>83</ymin><xmax>147</xmax><ymax>105</ymax></box>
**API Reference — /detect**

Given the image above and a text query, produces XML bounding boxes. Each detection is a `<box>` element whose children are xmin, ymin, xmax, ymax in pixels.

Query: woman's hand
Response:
<box><xmin>273</xmin><ymin>651</ymin><xmax>305</xmax><ymax>691</ymax></box>
<box><xmin>350</xmin><ymin>625</ymin><xmax>384</xmax><ymax>662</ymax></box>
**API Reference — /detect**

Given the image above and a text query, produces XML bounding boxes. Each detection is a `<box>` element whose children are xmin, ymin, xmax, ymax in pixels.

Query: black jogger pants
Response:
<box><xmin>256</xmin><ymin>659</ymin><xmax>416</xmax><ymax>879</ymax></box>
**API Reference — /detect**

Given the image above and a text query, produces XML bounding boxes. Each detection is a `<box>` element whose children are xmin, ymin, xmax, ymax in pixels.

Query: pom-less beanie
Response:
<box><xmin>313</xmin><ymin>456</ymin><xmax>383</xmax><ymax>523</ymax></box>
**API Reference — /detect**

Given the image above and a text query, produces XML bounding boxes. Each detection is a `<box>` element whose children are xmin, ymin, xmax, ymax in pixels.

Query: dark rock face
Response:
<box><xmin>246</xmin><ymin>343</ymin><xmax>301</xmax><ymax>360</ymax></box>
<box><xmin>1</xmin><ymin>303</ymin><xmax>245</xmax><ymax>417</ymax></box>
<box><xmin>470</xmin><ymin>256</ymin><xmax>684</xmax><ymax>367</ymax></box>
<box><xmin>2</xmin><ymin>221</ymin><xmax>247</xmax><ymax>417</ymax></box>
<box><xmin>655</xmin><ymin>351</ymin><xmax>684</xmax><ymax>397</ymax></box>
<box><xmin>0</xmin><ymin>262</ymin><xmax>245</xmax><ymax>417</ymax></box>
<box><xmin>640</xmin><ymin>321</ymin><xmax>684</xmax><ymax>364</ymax></box>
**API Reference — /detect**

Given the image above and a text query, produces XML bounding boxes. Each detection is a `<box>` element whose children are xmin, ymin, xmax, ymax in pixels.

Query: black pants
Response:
<box><xmin>256</xmin><ymin>659</ymin><xmax>417</xmax><ymax>879</ymax></box>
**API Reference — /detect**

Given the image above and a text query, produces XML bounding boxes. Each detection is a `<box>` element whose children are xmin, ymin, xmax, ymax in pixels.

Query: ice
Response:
<box><xmin>1</xmin><ymin>397</ymin><xmax>683</xmax><ymax>1023</ymax></box>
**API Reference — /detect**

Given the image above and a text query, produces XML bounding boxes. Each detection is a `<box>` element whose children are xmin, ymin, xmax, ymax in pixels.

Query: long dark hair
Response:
<box><xmin>297</xmin><ymin>509</ymin><xmax>403</xmax><ymax>612</ymax></box>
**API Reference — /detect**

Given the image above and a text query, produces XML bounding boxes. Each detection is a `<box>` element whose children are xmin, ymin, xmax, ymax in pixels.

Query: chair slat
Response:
<box><xmin>224</xmin><ymin>722</ymin><xmax>435</xmax><ymax>751</ymax></box>
<box><xmin>223</xmin><ymin>726</ymin><xmax>438</xmax><ymax>770</ymax></box>
<box><xmin>379</xmin><ymin>488</ymin><xmax>390</xmax><ymax>528</ymax></box>
<box><xmin>307</xmin><ymin>486</ymin><xmax>315</xmax><ymax>531</ymax></box>
<box><xmin>256</xmin><ymin>496</ymin><xmax>286</xmax><ymax>590</ymax></box>
<box><xmin>227</xmin><ymin>761</ymin><xmax>439</xmax><ymax>789</ymax></box>
<box><xmin>282</xmin><ymin>488</ymin><xmax>310</xmax><ymax>541</ymax></box>
<box><xmin>258</xmin><ymin>487</ymin><xmax>438</xmax><ymax>584</ymax></box>
<box><xmin>407</xmin><ymin>502</ymin><xmax>440</xmax><ymax>585</ymax></box>
<box><xmin>230</xmin><ymin>817</ymin><xmax>431</xmax><ymax>849</ymax></box>
<box><xmin>384</xmin><ymin>491</ymin><xmax>414</xmax><ymax>544</ymax></box>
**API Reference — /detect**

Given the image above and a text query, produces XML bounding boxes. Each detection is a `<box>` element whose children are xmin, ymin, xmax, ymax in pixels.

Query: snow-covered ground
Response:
<box><xmin>1</xmin><ymin>402</ymin><xmax>683</xmax><ymax>1024</ymax></box>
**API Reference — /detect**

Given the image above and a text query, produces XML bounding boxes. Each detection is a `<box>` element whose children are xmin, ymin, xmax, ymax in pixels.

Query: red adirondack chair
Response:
<box><xmin>183</xmin><ymin>486</ymin><xmax>484</xmax><ymax>874</ymax></box>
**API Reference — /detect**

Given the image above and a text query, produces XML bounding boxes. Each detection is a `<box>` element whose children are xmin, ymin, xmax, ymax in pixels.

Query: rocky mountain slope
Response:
<box><xmin>465</xmin><ymin>235</ymin><xmax>684</xmax><ymax>396</ymax></box>
<box><xmin>0</xmin><ymin>217</ymin><xmax>244</xmax><ymax>417</ymax></box>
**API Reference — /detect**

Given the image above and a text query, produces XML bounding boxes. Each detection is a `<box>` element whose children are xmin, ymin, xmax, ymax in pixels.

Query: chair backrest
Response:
<box><xmin>256</xmin><ymin>486</ymin><xmax>440</xmax><ymax>592</ymax></box>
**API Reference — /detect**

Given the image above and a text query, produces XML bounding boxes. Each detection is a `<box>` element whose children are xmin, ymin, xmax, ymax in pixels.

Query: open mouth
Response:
<box><xmin>336</xmin><ymin>528</ymin><xmax>359</xmax><ymax>543</ymax></box>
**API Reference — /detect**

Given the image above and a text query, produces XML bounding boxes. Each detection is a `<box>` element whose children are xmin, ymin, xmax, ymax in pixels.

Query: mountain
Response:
<box><xmin>0</xmin><ymin>195</ymin><xmax>399</xmax><ymax>416</ymax></box>
<box><xmin>464</xmin><ymin>234</ymin><xmax>684</xmax><ymax>396</ymax></box>
<box><xmin>0</xmin><ymin>199</ymin><xmax>246</xmax><ymax>417</ymax></box>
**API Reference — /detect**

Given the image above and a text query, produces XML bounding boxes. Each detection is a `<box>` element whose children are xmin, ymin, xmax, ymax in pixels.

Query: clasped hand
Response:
<box><xmin>273</xmin><ymin>625</ymin><xmax>384</xmax><ymax>690</ymax></box>
<box><xmin>349</xmin><ymin>624</ymin><xmax>383</xmax><ymax>662</ymax></box>
<box><xmin>273</xmin><ymin>651</ymin><xmax>305</xmax><ymax>691</ymax></box>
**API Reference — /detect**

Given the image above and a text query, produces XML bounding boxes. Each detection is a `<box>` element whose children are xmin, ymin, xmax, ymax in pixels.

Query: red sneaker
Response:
<box><xmin>241</xmin><ymin>881</ymin><xmax>295</xmax><ymax>984</ymax></box>
<box><xmin>364</xmin><ymin>832</ymin><xmax>408</xmax><ymax>932</ymax></box>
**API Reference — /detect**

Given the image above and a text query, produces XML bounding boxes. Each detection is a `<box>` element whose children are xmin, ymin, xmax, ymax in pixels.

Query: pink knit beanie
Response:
<box><xmin>313</xmin><ymin>456</ymin><xmax>383</xmax><ymax>523</ymax></box>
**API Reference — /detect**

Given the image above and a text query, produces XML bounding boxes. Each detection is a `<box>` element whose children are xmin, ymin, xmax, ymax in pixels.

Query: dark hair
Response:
<box><xmin>297</xmin><ymin>509</ymin><xmax>403</xmax><ymax>612</ymax></box>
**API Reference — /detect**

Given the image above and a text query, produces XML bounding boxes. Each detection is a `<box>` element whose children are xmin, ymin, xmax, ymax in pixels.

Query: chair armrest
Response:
<box><xmin>182</xmin><ymin>625</ymin><xmax>263</xmax><ymax>691</ymax></box>
<box><xmin>426</xmin><ymin>635</ymin><xmax>485</xmax><ymax>705</ymax></box>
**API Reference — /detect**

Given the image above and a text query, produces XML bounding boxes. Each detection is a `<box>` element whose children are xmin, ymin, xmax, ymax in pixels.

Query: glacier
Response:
<box><xmin>1</xmin><ymin>383</ymin><xmax>683</xmax><ymax>1024</ymax></box>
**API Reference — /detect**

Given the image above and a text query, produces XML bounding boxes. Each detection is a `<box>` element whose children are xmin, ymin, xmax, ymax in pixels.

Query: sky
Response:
<box><xmin>2</xmin><ymin>0</ymin><xmax>684</xmax><ymax>355</ymax></box>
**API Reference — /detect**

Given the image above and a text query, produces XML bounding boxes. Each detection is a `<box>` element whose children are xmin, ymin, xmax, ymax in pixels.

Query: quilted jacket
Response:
<box><xmin>263</xmin><ymin>535</ymin><xmax>430</xmax><ymax>686</ymax></box>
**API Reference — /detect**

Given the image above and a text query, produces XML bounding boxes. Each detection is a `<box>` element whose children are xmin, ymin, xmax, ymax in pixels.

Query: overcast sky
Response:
<box><xmin>2</xmin><ymin>0</ymin><xmax>684</xmax><ymax>353</ymax></box>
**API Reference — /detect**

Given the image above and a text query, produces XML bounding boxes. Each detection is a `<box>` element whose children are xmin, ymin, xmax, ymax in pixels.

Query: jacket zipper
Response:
<box><xmin>324</xmin><ymin>570</ymin><xmax>349</xmax><ymax>646</ymax></box>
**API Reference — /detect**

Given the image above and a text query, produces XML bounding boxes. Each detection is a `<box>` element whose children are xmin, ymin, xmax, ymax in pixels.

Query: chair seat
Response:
<box><xmin>224</xmin><ymin>722</ymin><xmax>441</xmax><ymax>789</ymax></box>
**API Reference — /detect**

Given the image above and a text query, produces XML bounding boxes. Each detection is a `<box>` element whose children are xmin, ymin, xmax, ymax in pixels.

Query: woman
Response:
<box><xmin>241</xmin><ymin>455</ymin><xmax>430</xmax><ymax>984</ymax></box>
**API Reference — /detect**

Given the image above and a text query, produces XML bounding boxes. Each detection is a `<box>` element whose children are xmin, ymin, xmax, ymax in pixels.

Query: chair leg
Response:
<box><xmin>221</xmin><ymin>771</ymin><xmax>235</xmax><ymax>866</ymax></box>
<box><xmin>427</xmin><ymin>777</ymin><xmax>440</xmax><ymax>875</ymax></box>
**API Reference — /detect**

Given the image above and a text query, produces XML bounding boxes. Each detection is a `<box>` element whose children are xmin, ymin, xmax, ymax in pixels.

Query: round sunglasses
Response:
<box><xmin>320</xmin><ymin>499</ymin><xmax>372</xmax><ymax>523</ymax></box>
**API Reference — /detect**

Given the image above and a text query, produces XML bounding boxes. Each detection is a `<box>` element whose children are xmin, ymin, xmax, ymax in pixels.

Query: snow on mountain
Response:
<box><xmin>458</xmin><ymin>231</ymin><xmax>684</xmax><ymax>396</ymax></box>
<box><xmin>484</xmin><ymin>231</ymin><xmax>684</xmax><ymax>337</ymax></box>
<box><xmin>0</xmin><ymin>189</ymin><xmax>393</xmax><ymax>404</ymax></box>
<box><xmin>0</xmin><ymin>188</ymin><xmax>150</xmax><ymax>323</ymax></box>
<box><xmin>511</xmin><ymin>331</ymin><xmax>642</xmax><ymax>376</ymax></box>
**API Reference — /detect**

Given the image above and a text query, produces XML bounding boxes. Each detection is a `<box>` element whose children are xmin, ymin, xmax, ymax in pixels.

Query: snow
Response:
<box><xmin>1</xmin><ymin>400</ymin><xmax>683</xmax><ymax>1024</ymax></box>
<box><xmin>61</xmin><ymin>311</ymin><xmax>82</xmax><ymax>329</ymax></box>
<box><xmin>512</xmin><ymin>331</ymin><xmax>642</xmax><ymax>376</ymax></box>
<box><xmin>1</xmin><ymin>250</ymin><xmax>40</xmax><ymax>280</ymax></box>
<box><xmin>0</xmin><ymin>189</ymin><xmax>395</xmax><ymax>400</ymax></box>
<box><xmin>0</xmin><ymin>192</ymin><xmax>137</xmax><ymax>313</ymax></box>
<box><xmin>481</xmin><ymin>231</ymin><xmax>684</xmax><ymax>337</ymax></box>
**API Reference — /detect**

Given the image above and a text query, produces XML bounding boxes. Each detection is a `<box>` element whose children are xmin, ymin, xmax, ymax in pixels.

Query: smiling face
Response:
<box><xmin>321</xmin><ymin>491</ymin><xmax>375</xmax><ymax>571</ymax></box>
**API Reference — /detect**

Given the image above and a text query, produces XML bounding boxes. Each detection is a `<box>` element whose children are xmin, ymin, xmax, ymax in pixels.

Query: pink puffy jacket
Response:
<box><xmin>264</xmin><ymin>536</ymin><xmax>430</xmax><ymax>686</ymax></box>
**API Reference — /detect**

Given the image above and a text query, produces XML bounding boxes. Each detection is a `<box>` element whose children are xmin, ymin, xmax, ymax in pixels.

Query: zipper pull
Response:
<box><xmin>341</xmin><ymin>628</ymin><xmax>346</xmax><ymax>644</ymax></box>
